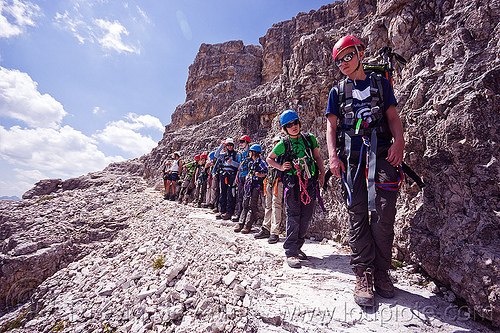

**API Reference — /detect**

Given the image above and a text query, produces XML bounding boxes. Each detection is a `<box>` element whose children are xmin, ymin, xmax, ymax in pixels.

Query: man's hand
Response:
<box><xmin>281</xmin><ymin>161</ymin><xmax>292</xmax><ymax>171</ymax></box>
<box><xmin>329</xmin><ymin>156</ymin><xmax>345</xmax><ymax>178</ymax></box>
<box><xmin>386</xmin><ymin>139</ymin><xmax>404</xmax><ymax>166</ymax></box>
<box><xmin>318</xmin><ymin>171</ymin><xmax>325</xmax><ymax>188</ymax></box>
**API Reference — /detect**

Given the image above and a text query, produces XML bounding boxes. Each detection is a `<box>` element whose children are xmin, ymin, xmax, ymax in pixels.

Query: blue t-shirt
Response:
<box><xmin>239</xmin><ymin>148</ymin><xmax>250</xmax><ymax>177</ymax></box>
<box><xmin>325</xmin><ymin>75</ymin><xmax>397</xmax><ymax>151</ymax></box>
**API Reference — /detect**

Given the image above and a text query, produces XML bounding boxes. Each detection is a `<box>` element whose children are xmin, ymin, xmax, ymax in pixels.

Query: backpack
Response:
<box><xmin>282</xmin><ymin>133</ymin><xmax>318</xmax><ymax>180</ymax></box>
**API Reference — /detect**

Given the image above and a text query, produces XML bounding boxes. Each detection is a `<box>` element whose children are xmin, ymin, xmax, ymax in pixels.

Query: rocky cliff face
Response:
<box><xmin>168</xmin><ymin>41</ymin><xmax>263</xmax><ymax>129</ymax></box>
<box><xmin>145</xmin><ymin>0</ymin><xmax>500</xmax><ymax>325</ymax></box>
<box><xmin>2</xmin><ymin>0</ymin><xmax>499</xmax><ymax>328</ymax></box>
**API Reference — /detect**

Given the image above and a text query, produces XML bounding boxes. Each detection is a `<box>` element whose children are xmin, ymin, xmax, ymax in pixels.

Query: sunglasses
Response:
<box><xmin>285</xmin><ymin>119</ymin><xmax>300</xmax><ymax>128</ymax></box>
<box><xmin>239</xmin><ymin>140</ymin><xmax>247</xmax><ymax>143</ymax></box>
<box><xmin>335</xmin><ymin>51</ymin><xmax>356</xmax><ymax>67</ymax></box>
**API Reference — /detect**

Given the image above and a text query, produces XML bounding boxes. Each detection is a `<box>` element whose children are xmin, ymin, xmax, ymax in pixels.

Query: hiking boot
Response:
<box><xmin>169</xmin><ymin>195</ymin><xmax>176</xmax><ymax>201</ymax></box>
<box><xmin>287</xmin><ymin>256</ymin><xmax>301</xmax><ymax>269</ymax></box>
<box><xmin>234</xmin><ymin>224</ymin><xmax>244</xmax><ymax>232</ymax></box>
<box><xmin>353</xmin><ymin>267</ymin><xmax>374</xmax><ymax>307</ymax></box>
<box><xmin>197</xmin><ymin>203</ymin><xmax>202</xmax><ymax>208</ymax></box>
<box><xmin>231</xmin><ymin>215</ymin><xmax>240</xmax><ymax>222</ymax></box>
<box><xmin>222</xmin><ymin>213</ymin><xmax>232</xmax><ymax>220</ymax></box>
<box><xmin>216</xmin><ymin>213</ymin><xmax>223</xmax><ymax>220</ymax></box>
<box><xmin>374</xmin><ymin>269</ymin><xmax>395</xmax><ymax>298</ymax></box>
<box><xmin>254</xmin><ymin>228</ymin><xmax>270</xmax><ymax>239</ymax></box>
<box><xmin>297</xmin><ymin>250</ymin><xmax>308</xmax><ymax>261</ymax></box>
<box><xmin>163</xmin><ymin>193</ymin><xmax>169</xmax><ymax>200</ymax></box>
<box><xmin>202</xmin><ymin>203</ymin><xmax>210</xmax><ymax>208</ymax></box>
<box><xmin>241</xmin><ymin>226</ymin><xmax>251</xmax><ymax>234</ymax></box>
<box><xmin>268</xmin><ymin>234</ymin><xmax>279</xmax><ymax>244</ymax></box>
<box><xmin>212</xmin><ymin>207</ymin><xmax>219</xmax><ymax>213</ymax></box>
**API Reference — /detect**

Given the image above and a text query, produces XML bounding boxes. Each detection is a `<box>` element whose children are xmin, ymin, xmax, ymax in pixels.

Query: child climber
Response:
<box><xmin>267</xmin><ymin>110</ymin><xmax>325</xmax><ymax>268</ymax></box>
<box><xmin>234</xmin><ymin>144</ymin><xmax>268</xmax><ymax>234</ymax></box>
<box><xmin>162</xmin><ymin>151</ymin><xmax>182</xmax><ymax>200</ymax></box>
<box><xmin>326</xmin><ymin>36</ymin><xmax>405</xmax><ymax>307</ymax></box>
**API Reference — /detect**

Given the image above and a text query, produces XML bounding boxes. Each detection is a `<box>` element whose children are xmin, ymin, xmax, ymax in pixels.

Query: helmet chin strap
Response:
<box><xmin>352</xmin><ymin>45</ymin><xmax>361</xmax><ymax>86</ymax></box>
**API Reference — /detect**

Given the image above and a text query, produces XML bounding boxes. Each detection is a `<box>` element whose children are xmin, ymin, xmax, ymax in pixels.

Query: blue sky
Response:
<box><xmin>0</xmin><ymin>0</ymin><xmax>332</xmax><ymax>198</ymax></box>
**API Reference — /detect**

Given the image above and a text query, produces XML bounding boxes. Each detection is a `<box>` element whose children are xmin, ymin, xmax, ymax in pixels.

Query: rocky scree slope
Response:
<box><xmin>0</xmin><ymin>168</ymin><xmax>147</xmax><ymax>314</ymax></box>
<box><xmin>1</xmin><ymin>190</ymin><xmax>496</xmax><ymax>333</ymax></box>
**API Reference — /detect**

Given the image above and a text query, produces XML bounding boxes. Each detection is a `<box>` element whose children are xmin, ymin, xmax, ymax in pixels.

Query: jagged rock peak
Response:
<box><xmin>168</xmin><ymin>40</ymin><xmax>263</xmax><ymax>130</ymax></box>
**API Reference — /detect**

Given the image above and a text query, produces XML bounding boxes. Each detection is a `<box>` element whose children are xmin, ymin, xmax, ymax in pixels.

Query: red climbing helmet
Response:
<box><xmin>195</xmin><ymin>155</ymin><xmax>201</xmax><ymax>161</ymax></box>
<box><xmin>200</xmin><ymin>153</ymin><xmax>208</xmax><ymax>159</ymax></box>
<box><xmin>332</xmin><ymin>35</ymin><xmax>365</xmax><ymax>61</ymax></box>
<box><xmin>239</xmin><ymin>135</ymin><xmax>251</xmax><ymax>143</ymax></box>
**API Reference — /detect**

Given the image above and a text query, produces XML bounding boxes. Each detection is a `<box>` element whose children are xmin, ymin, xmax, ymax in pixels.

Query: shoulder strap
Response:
<box><xmin>338</xmin><ymin>78</ymin><xmax>355</xmax><ymax>126</ymax></box>
<box><xmin>283</xmin><ymin>137</ymin><xmax>294</xmax><ymax>162</ymax></box>
<box><xmin>302</xmin><ymin>133</ymin><xmax>314</xmax><ymax>150</ymax></box>
<box><xmin>368</xmin><ymin>73</ymin><xmax>385</xmax><ymax>123</ymax></box>
<box><xmin>301</xmin><ymin>133</ymin><xmax>315</xmax><ymax>160</ymax></box>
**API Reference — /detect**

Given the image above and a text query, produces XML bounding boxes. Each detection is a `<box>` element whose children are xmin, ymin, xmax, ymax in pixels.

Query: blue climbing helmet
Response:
<box><xmin>280</xmin><ymin>110</ymin><xmax>299</xmax><ymax>127</ymax></box>
<box><xmin>249</xmin><ymin>144</ymin><xmax>262</xmax><ymax>153</ymax></box>
<box><xmin>209</xmin><ymin>151</ymin><xmax>216</xmax><ymax>160</ymax></box>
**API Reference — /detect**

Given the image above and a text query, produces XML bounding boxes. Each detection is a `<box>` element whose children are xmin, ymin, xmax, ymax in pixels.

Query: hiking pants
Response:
<box><xmin>283</xmin><ymin>178</ymin><xmax>316</xmax><ymax>258</ymax></box>
<box><xmin>179</xmin><ymin>177</ymin><xmax>194</xmax><ymax>203</ymax></box>
<box><xmin>194</xmin><ymin>180</ymin><xmax>207</xmax><ymax>205</ymax></box>
<box><xmin>205</xmin><ymin>175</ymin><xmax>219</xmax><ymax>206</ymax></box>
<box><xmin>263</xmin><ymin>180</ymin><xmax>284</xmax><ymax>235</ymax></box>
<box><xmin>343</xmin><ymin>154</ymin><xmax>398</xmax><ymax>271</ymax></box>
<box><xmin>234</xmin><ymin>176</ymin><xmax>246</xmax><ymax>217</ymax></box>
<box><xmin>219</xmin><ymin>171</ymin><xmax>237</xmax><ymax>215</ymax></box>
<box><xmin>238</xmin><ymin>185</ymin><xmax>261</xmax><ymax>229</ymax></box>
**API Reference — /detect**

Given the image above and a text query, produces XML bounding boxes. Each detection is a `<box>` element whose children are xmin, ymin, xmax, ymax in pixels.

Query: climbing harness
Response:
<box><xmin>341</xmin><ymin>120</ymin><xmax>403</xmax><ymax>209</ymax></box>
<box><xmin>293</xmin><ymin>162</ymin><xmax>311</xmax><ymax>205</ymax></box>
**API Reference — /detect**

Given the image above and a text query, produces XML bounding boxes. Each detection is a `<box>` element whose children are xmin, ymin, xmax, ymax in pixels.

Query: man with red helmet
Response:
<box><xmin>193</xmin><ymin>153</ymin><xmax>209</xmax><ymax>207</ymax></box>
<box><xmin>233</xmin><ymin>135</ymin><xmax>252</xmax><ymax>222</ymax></box>
<box><xmin>326</xmin><ymin>36</ymin><xmax>405</xmax><ymax>306</ymax></box>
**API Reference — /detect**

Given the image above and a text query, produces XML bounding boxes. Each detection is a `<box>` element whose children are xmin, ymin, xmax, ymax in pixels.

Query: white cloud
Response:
<box><xmin>54</xmin><ymin>10</ymin><xmax>89</xmax><ymax>44</ymax></box>
<box><xmin>176</xmin><ymin>10</ymin><xmax>192</xmax><ymax>41</ymax></box>
<box><xmin>13</xmin><ymin>168</ymin><xmax>46</xmax><ymax>181</ymax></box>
<box><xmin>54</xmin><ymin>3</ymin><xmax>141</xmax><ymax>55</ymax></box>
<box><xmin>94</xmin><ymin>126</ymin><xmax>157</xmax><ymax>156</ymax></box>
<box><xmin>92</xmin><ymin>106</ymin><xmax>105</xmax><ymax>114</ymax></box>
<box><xmin>0</xmin><ymin>0</ymin><xmax>40</xmax><ymax>38</ymax></box>
<box><xmin>136</xmin><ymin>5</ymin><xmax>150</xmax><ymax>24</ymax></box>
<box><xmin>124</xmin><ymin>113</ymin><xmax>164</xmax><ymax>131</ymax></box>
<box><xmin>93</xmin><ymin>18</ymin><xmax>139</xmax><ymax>54</ymax></box>
<box><xmin>93</xmin><ymin>113</ymin><xmax>163</xmax><ymax>156</ymax></box>
<box><xmin>0</xmin><ymin>67</ymin><xmax>67</xmax><ymax>129</ymax></box>
<box><xmin>0</xmin><ymin>125</ymin><xmax>124</xmax><ymax>176</ymax></box>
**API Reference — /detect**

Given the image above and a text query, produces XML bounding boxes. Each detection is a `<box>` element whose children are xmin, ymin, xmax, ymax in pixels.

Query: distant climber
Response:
<box><xmin>162</xmin><ymin>151</ymin><xmax>182</xmax><ymax>201</ymax></box>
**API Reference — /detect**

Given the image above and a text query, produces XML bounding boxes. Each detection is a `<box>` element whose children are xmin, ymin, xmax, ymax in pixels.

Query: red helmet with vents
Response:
<box><xmin>332</xmin><ymin>36</ymin><xmax>365</xmax><ymax>61</ymax></box>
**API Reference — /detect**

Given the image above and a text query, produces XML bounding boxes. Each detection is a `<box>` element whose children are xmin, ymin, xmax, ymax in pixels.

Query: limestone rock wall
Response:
<box><xmin>142</xmin><ymin>0</ymin><xmax>500</xmax><ymax>324</ymax></box>
<box><xmin>168</xmin><ymin>40</ymin><xmax>263</xmax><ymax>129</ymax></box>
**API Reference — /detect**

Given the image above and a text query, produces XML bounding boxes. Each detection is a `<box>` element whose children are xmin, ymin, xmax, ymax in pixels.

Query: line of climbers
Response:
<box><xmin>161</xmin><ymin>110</ymin><xmax>325</xmax><ymax>268</ymax></box>
<box><xmin>161</xmin><ymin>35</ymin><xmax>418</xmax><ymax>309</ymax></box>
